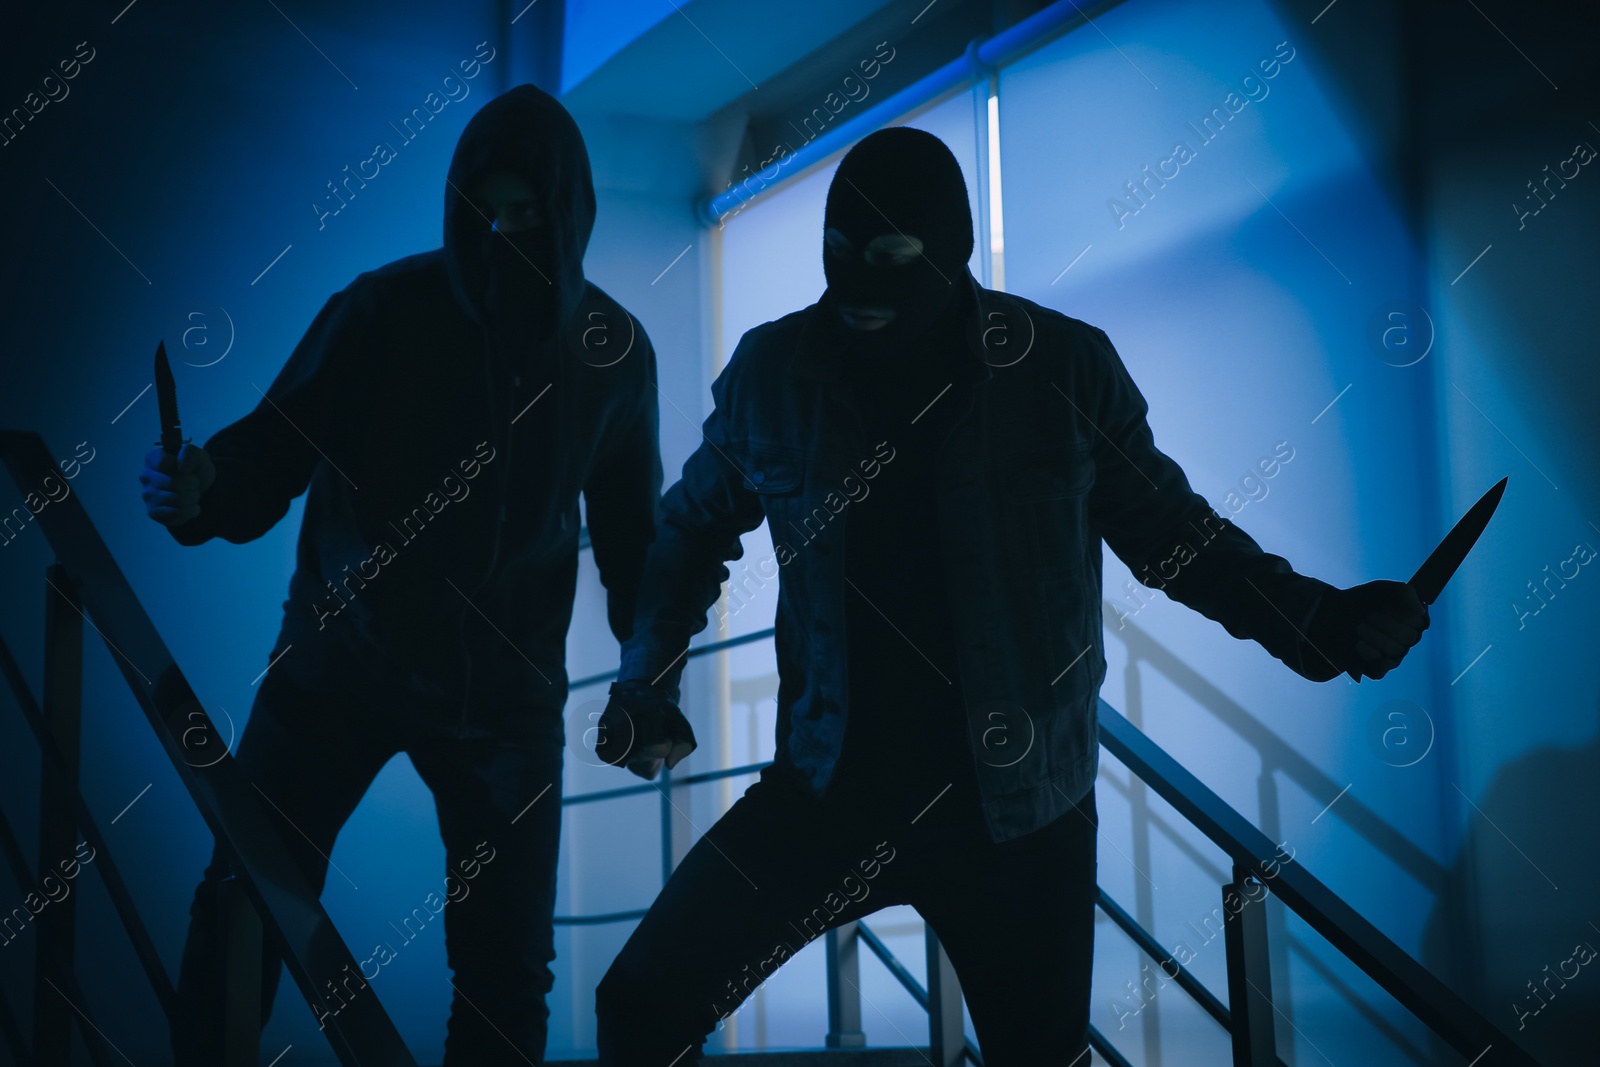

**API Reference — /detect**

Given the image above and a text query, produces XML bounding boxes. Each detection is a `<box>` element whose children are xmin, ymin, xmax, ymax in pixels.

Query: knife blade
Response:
<box><xmin>1408</xmin><ymin>476</ymin><xmax>1509</xmax><ymax>605</ymax></box>
<box><xmin>154</xmin><ymin>340</ymin><xmax>186</xmax><ymax>457</ymax></box>
<box><xmin>1339</xmin><ymin>475</ymin><xmax>1508</xmax><ymax>683</ymax></box>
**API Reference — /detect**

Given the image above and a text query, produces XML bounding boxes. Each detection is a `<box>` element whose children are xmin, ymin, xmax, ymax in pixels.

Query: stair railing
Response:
<box><xmin>0</xmin><ymin>431</ymin><xmax>415</xmax><ymax>1066</ymax></box>
<box><xmin>560</xmin><ymin>630</ymin><xmax>1535</xmax><ymax>1066</ymax></box>
<box><xmin>0</xmin><ymin>426</ymin><xmax>1537</xmax><ymax>1065</ymax></box>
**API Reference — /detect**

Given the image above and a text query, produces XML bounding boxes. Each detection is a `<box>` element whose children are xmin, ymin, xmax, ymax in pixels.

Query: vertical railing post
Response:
<box><xmin>1223</xmin><ymin>865</ymin><xmax>1276</xmax><ymax>1067</ymax></box>
<box><xmin>925</xmin><ymin>927</ymin><xmax>964</xmax><ymax>1066</ymax></box>
<box><xmin>219</xmin><ymin>874</ymin><xmax>262</xmax><ymax>1067</ymax></box>
<box><xmin>659</xmin><ymin>762</ymin><xmax>675</xmax><ymax>887</ymax></box>
<box><xmin>658</xmin><ymin>675</ymin><xmax>698</xmax><ymax>885</ymax></box>
<box><xmin>825</xmin><ymin>922</ymin><xmax>865</xmax><ymax>1048</ymax></box>
<box><xmin>1124</xmin><ymin>652</ymin><xmax>1163</xmax><ymax>1059</ymax></box>
<box><xmin>32</xmin><ymin>565</ymin><xmax>82</xmax><ymax>1064</ymax></box>
<box><xmin>1257</xmin><ymin>760</ymin><xmax>1295</xmax><ymax>1040</ymax></box>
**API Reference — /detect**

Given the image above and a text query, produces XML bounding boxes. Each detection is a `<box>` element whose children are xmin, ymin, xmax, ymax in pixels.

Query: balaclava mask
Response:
<box><xmin>822</xmin><ymin>127</ymin><xmax>974</xmax><ymax>356</ymax></box>
<box><xmin>443</xmin><ymin>84</ymin><xmax>595</xmax><ymax>358</ymax></box>
<box><xmin>479</xmin><ymin>218</ymin><xmax>562</xmax><ymax>346</ymax></box>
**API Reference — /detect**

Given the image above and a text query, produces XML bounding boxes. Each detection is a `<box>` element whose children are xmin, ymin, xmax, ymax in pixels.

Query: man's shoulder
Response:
<box><xmin>975</xmin><ymin>286</ymin><xmax>1109</xmax><ymax>348</ymax></box>
<box><xmin>570</xmin><ymin>280</ymin><xmax>645</xmax><ymax>334</ymax></box>
<box><xmin>726</xmin><ymin>304</ymin><xmax>818</xmax><ymax>373</ymax></box>
<box><xmin>557</xmin><ymin>281</ymin><xmax>657</xmax><ymax>375</ymax></box>
<box><xmin>968</xmin><ymin>286</ymin><xmax>1122</xmax><ymax>384</ymax></box>
<box><xmin>339</xmin><ymin>250</ymin><xmax>453</xmax><ymax>313</ymax></box>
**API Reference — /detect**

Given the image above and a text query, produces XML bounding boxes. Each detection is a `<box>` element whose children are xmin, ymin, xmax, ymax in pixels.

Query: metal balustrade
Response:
<box><xmin>0</xmin><ymin>430</ymin><xmax>1539</xmax><ymax>1065</ymax></box>
<box><xmin>1</xmin><ymin>430</ymin><xmax>417</xmax><ymax>1067</ymax></box>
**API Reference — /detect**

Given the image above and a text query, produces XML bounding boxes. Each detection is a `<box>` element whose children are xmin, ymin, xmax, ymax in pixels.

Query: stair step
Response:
<box><xmin>546</xmin><ymin>1049</ymin><xmax>936</xmax><ymax>1066</ymax></box>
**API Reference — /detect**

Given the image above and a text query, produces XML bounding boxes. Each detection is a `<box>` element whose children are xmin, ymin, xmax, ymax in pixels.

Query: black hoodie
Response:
<box><xmin>169</xmin><ymin>85</ymin><xmax>662</xmax><ymax>728</ymax></box>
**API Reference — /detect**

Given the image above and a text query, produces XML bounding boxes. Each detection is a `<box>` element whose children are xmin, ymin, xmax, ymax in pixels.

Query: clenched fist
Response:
<box><xmin>140</xmin><ymin>444</ymin><xmax>216</xmax><ymax>526</ymax></box>
<box><xmin>595</xmin><ymin>679</ymin><xmax>697</xmax><ymax>780</ymax></box>
<box><xmin>1304</xmin><ymin>579</ymin><xmax>1430</xmax><ymax>682</ymax></box>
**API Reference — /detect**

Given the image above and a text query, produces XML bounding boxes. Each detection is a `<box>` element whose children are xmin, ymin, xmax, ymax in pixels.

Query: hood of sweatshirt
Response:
<box><xmin>441</xmin><ymin>83</ymin><xmax>595</xmax><ymax>333</ymax></box>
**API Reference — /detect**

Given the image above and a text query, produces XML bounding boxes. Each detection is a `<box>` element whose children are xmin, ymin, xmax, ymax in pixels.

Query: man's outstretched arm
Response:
<box><xmin>1078</xmin><ymin>326</ymin><xmax>1423</xmax><ymax>682</ymax></box>
<box><xmin>142</xmin><ymin>286</ymin><xmax>365</xmax><ymax>546</ymax></box>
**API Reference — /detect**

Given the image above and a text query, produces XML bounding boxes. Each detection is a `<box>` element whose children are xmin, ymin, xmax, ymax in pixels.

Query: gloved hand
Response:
<box><xmin>139</xmin><ymin>444</ymin><xmax>216</xmax><ymax>527</ymax></box>
<box><xmin>595</xmin><ymin>679</ymin><xmax>696</xmax><ymax>780</ymax></box>
<box><xmin>1304</xmin><ymin>580</ymin><xmax>1430</xmax><ymax>682</ymax></box>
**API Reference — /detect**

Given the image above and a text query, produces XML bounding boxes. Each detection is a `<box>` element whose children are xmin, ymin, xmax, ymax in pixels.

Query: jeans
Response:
<box><xmin>594</xmin><ymin>759</ymin><xmax>1099</xmax><ymax>1065</ymax></box>
<box><xmin>170</xmin><ymin>659</ymin><xmax>565</xmax><ymax>1066</ymax></box>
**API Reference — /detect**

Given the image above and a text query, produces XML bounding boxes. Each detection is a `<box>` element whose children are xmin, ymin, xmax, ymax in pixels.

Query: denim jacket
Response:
<box><xmin>620</xmin><ymin>271</ymin><xmax>1335</xmax><ymax>842</ymax></box>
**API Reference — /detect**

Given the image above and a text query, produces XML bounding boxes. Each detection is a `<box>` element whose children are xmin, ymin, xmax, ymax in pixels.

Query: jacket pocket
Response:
<box><xmin>998</xmin><ymin>442</ymin><xmax>1093</xmax><ymax>501</ymax></box>
<box><xmin>739</xmin><ymin>441</ymin><xmax>805</xmax><ymax>494</ymax></box>
<box><xmin>1043</xmin><ymin>573</ymin><xmax>1096</xmax><ymax>699</ymax></box>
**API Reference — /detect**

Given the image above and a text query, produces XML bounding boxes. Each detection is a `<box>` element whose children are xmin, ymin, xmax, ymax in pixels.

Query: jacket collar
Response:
<box><xmin>789</xmin><ymin>269</ymin><xmax>996</xmax><ymax>386</ymax></box>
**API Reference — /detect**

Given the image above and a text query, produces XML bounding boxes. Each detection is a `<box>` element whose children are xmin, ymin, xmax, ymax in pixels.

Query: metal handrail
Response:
<box><xmin>1104</xmin><ymin>604</ymin><xmax>1450</xmax><ymax>895</ymax></box>
<box><xmin>566</xmin><ymin>627</ymin><xmax>776</xmax><ymax>692</ymax></box>
<box><xmin>854</xmin><ymin>920</ymin><xmax>987</xmax><ymax>1067</ymax></box>
<box><xmin>1098</xmin><ymin>700</ymin><xmax>1534</xmax><ymax>1063</ymax></box>
<box><xmin>0</xmin><ymin>430</ymin><xmax>416</xmax><ymax>1067</ymax></box>
<box><xmin>555</xmin><ymin>618</ymin><xmax>1536</xmax><ymax>1063</ymax></box>
<box><xmin>0</xmin><ymin>629</ymin><xmax>178</xmax><ymax>1017</ymax></box>
<box><xmin>0</xmin><ymin>421</ymin><xmax>1528</xmax><ymax>1064</ymax></box>
<box><xmin>562</xmin><ymin>759</ymin><xmax>770</xmax><ymax>806</ymax></box>
<box><xmin>1095</xmin><ymin>886</ymin><xmax>1231</xmax><ymax>1033</ymax></box>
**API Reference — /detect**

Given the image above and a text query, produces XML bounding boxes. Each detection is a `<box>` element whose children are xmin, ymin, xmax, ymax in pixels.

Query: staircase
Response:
<box><xmin>0</xmin><ymin>426</ymin><xmax>1542</xmax><ymax>1066</ymax></box>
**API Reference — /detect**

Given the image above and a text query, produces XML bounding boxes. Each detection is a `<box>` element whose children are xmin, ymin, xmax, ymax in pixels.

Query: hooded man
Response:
<box><xmin>139</xmin><ymin>84</ymin><xmax>663</xmax><ymax>1064</ymax></box>
<box><xmin>589</xmin><ymin>127</ymin><xmax>1427</xmax><ymax>1064</ymax></box>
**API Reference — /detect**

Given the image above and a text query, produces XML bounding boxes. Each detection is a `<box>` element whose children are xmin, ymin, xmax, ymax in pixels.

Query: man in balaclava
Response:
<box><xmin>140</xmin><ymin>83</ymin><xmax>664</xmax><ymax>1064</ymax></box>
<box><xmin>591</xmin><ymin>127</ymin><xmax>1427</xmax><ymax>1063</ymax></box>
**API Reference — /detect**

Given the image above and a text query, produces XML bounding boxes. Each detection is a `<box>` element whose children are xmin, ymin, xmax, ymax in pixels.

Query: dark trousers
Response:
<box><xmin>594</xmin><ymin>761</ymin><xmax>1099</xmax><ymax>1065</ymax></box>
<box><xmin>170</xmin><ymin>661</ymin><xmax>565</xmax><ymax>1066</ymax></box>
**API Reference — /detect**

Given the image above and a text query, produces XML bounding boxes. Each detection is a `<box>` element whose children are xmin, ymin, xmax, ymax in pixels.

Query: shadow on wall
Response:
<box><xmin>1421</xmin><ymin>687</ymin><xmax>1600</xmax><ymax>1064</ymax></box>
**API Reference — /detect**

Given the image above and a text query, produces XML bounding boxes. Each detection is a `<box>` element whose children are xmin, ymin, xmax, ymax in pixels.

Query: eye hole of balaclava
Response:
<box><xmin>822</xmin><ymin>127</ymin><xmax>973</xmax><ymax>349</ymax></box>
<box><xmin>470</xmin><ymin>169</ymin><xmax>563</xmax><ymax>342</ymax></box>
<box><xmin>824</xmin><ymin>228</ymin><xmax>925</xmax><ymax>268</ymax></box>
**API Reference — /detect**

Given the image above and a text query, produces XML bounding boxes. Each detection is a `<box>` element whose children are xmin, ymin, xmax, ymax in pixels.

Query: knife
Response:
<box><xmin>154</xmin><ymin>340</ymin><xmax>187</xmax><ymax>457</ymax></box>
<box><xmin>1341</xmin><ymin>475</ymin><xmax>1507</xmax><ymax>682</ymax></box>
<box><xmin>1409</xmin><ymin>476</ymin><xmax>1508</xmax><ymax>605</ymax></box>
